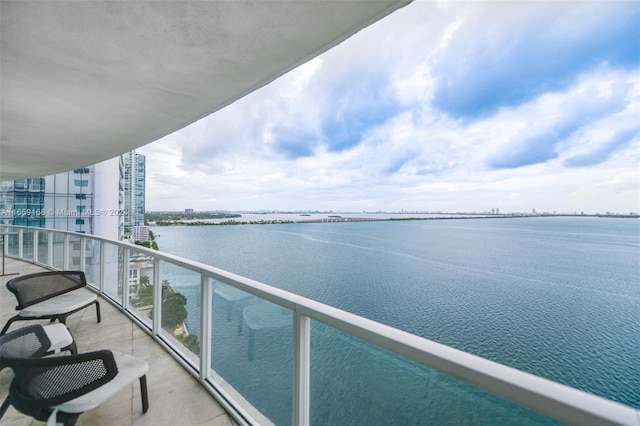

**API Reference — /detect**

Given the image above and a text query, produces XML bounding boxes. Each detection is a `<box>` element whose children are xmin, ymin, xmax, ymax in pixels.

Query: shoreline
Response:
<box><xmin>148</xmin><ymin>212</ymin><xmax>639</xmax><ymax>227</ymax></box>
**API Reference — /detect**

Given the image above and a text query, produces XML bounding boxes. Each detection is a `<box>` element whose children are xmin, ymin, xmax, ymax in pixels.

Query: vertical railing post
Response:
<box><xmin>17</xmin><ymin>228</ymin><xmax>23</xmax><ymax>259</ymax></box>
<box><xmin>200</xmin><ymin>274</ymin><xmax>212</xmax><ymax>382</ymax></box>
<box><xmin>99</xmin><ymin>241</ymin><xmax>106</xmax><ymax>294</ymax></box>
<box><xmin>32</xmin><ymin>229</ymin><xmax>39</xmax><ymax>263</ymax></box>
<box><xmin>122</xmin><ymin>247</ymin><xmax>130</xmax><ymax>310</ymax></box>
<box><xmin>33</xmin><ymin>229</ymin><xmax>39</xmax><ymax>263</ymax></box>
<box><xmin>293</xmin><ymin>311</ymin><xmax>310</xmax><ymax>426</ymax></box>
<box><xmin>2</xmin><ymin>227</ymin><xmax>7</xmax><ymax>258</ymax></box>
<box><xmin>80</xmin><ymin>237</ymin><xmax>86</xmax><ymax>272</ymax></box>
<box><xmin>152</xmin><ymin>260</ymin><xmax>162</xmax><ymax>336</ymax></box>
<box><xmin>63</xmin><ymin>233</ymin><xmax>69</xmax><ymax>270</ymax></box>
<box><xmin>47</xmin><ymin>232</ymin><xmax>53</xmax><ymax>267</ymax></box>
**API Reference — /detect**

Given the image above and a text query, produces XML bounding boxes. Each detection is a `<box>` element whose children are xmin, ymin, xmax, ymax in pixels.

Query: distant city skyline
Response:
<box><xmin>150</xmin><ymin>208</ymin><xmax>637</xmax><ymax>218</ymax></box>
<box><xmin>139</xmin><ymin>1</ymin><xmax>640</xmax><ymax>215</ymax></box>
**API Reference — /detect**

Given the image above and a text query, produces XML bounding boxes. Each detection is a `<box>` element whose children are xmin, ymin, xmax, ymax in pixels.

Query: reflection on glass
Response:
<box><xmin>51</xmin><ymin>233</ymin><xmax>64</xmax><ymax>269</ymax></box>
<box><xmin>37</xmin><ymin>231</ymin><xmax>48</xmax><ymax>265</ymax></box>
<box><xmin>309</xmin><ymin>321</ymin><xmax>558</xmax><ymax>425</ymax></box>
<box><xmin>210</xmin><ymin>283</ymin><xmax>293</xmax><ymax>426</ymax></box>
<box><xmin>128</xmin><ymin>251</ymin><xmax>155</xmax><ymax>328</ymax></box>
<box><xmin>21</xmin><ymin>230</ymin><xmax>34</xmax><ymax>261</ymax></box>
<box><xmin>84</xmin><ymin>240</ymin><xmax>100</xmax><ymax>288</ymax></box>
<box><xmin>68</xmin><ymin>235</ymin><xmax>81</xmax><ymax>269</ymax></box>
<box><xmin>102</xmin><ymin>243</ymin><xmax>123</xmax><ymax>303</ymax></box>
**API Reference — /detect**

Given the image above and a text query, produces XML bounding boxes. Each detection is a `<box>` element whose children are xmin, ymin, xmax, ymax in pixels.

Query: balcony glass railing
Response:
<box><xmin>2</xmin><ymin>225</ymin><xmax>638</xmax><ymax>426</ymax></box>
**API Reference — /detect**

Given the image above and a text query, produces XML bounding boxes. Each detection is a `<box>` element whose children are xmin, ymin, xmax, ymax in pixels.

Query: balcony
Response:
<box><xmin>1</xmin><ymin>225</ymin><xmax>639</xmax><ymax>425</ymax></box>
<box><xmin>0</xmin><ymin>258</ymin><xmax>237</xmax><ymax>425</ymax></box>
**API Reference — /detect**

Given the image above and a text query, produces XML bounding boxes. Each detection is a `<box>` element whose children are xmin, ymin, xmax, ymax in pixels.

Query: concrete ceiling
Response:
<box><xmin>0</xmin><ymin>0</ymin><xmax>410</xmax><ymax>181</ymax></box>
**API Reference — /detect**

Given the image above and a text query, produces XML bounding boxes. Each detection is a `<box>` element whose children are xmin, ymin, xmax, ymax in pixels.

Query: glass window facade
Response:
<box><xmin>122</xmin><ymin>151</ymin><xmax>145</xmax><ymax>230</ymax></box>
<box><xmin>0</xmin><ymin>171</ymin><xmax>93</xmax><ymax>233</ymax></box>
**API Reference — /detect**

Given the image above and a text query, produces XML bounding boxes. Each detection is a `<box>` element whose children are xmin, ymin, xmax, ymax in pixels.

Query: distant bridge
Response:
<box><xmin>297</xmin><ymin>217</ymin><xmax>387</xmax><ymax>223</ymax></box>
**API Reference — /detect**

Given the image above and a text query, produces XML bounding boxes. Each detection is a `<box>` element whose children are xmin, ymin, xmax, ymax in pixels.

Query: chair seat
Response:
<box><xmin>42</xmin><ymin>323</ymin><xmax>74</xmax><ymax>353</ymax></box>
<box><xmin>55</xmin><ymin>352</ymin><xmax>148</xmax><ymax>414</ymax></box>
<box><xmin>18</xmin><ymin>292</ymin><xmax>97</xmax><ymax>317</ymax></box>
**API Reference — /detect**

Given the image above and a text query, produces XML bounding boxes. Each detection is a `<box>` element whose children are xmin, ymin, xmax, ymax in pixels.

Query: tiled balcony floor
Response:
<box><xmin>0</xmin><ymin>258</ymin><xmax>238</xmax><ymax>426</ymax></box>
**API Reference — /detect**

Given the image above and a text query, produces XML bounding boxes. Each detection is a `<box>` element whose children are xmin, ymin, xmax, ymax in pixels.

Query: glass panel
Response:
<box><xmin>37</xmin><ymin>231</ymin><xmax>48</xmax><ymax>264</ymax></box>
<box><xmin>309</xmin><ymin>321</ymin><xmax>559</xmax><ymax>425</ymax></box>
<box><xmin>128</xmin><ymin>251</ymin><xmax>155</xmax><ymax>329</ymax></box>
<box><xmin>84</xmin><ymin>239</ymin><xmax>101</xmax><ymax>289</ymax></box>
<box><xmin>2</xmin><ymin>229</ymin><xmax>19</xmax><ymax>257</ymax></box>
<box><xmin>68</xmin><ymin>235</ymin><xmax>81</xmax><ymax>270</ymax></box>
<box><xmin>157</xmin><ymin>261</ymin><xmax>201</xmax><ymax>364</ymax></box>
<box><xmin>102</xmin><ymin>242</ymin><xmax>124</xmax><ymax>304</ymax></box>
<box><xmin>51</xmin><ymin>232</ymin><xmax>65</xmax><ymax>269</ymax></box>
<box><xmin>21</xmin><ymin>229</ymin><xmax>34</xmax><ymax>261</ymax></box>
<box><xmin>209</xmin><ymin>282</ymin><xmax>293</xmax><ymax>426</ymax></box>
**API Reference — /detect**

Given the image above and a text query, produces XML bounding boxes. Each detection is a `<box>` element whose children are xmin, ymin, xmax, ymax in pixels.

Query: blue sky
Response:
<box><xmin>139</xmin><ymin>1</ymin><xmax>640</xmax><ymax>214</ymax></box>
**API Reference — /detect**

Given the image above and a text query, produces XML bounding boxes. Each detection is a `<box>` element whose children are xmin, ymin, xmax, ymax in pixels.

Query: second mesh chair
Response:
<box><xmin>2</xmin><ymin>270</ymin><xmax>101</xmax><ymax>335</ymax></box>
<box><xmin>0</xmin><ymin>324</ymin><xmax>77</xmax><ymax>418</ymax></box>
<box><xmin>0</xmin><ymin>324</ymin><xmax>149</xmax><ymax>425</ymax></box>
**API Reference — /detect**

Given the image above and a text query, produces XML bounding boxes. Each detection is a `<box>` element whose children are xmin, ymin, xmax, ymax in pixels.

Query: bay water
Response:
<box><xmin>154</xmin><ymin>216</ymin><xmax>639</xmax><ymax>424</ymax></box>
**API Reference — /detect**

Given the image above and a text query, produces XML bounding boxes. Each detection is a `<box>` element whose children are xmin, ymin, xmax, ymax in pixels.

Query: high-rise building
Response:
<box><xmin>0</xmin><ymin>168</ymin><xmax>94</xmax><ymax>234</ymax></box>
<box><xmin>93</xmin><ymin>156</ymin><xmax>125</xmax><ymax>241</ymax></box>
<box><xmin>122</xmin><ymin>151</ymin><xmax>145</xmax><ymax>230</ymax></box>
<box><xmin>0</xmin><ymin>151</ymin><xmax>144</xmax><ymax>240</ymax></box>
<box><xmin>0</xmin><ymin>178</ymin><xmax>45</xmax><ymax>228</ymax></box>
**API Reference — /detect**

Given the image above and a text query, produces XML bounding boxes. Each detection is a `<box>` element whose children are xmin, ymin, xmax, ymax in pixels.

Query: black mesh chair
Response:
<box><xmin>2</xmin><ymin>270</ymin><xmax>101</xmax><ymax>335</ymax></box>
<box><xmin>0</xmin><ymin>323</ymin><xmax>77</xmax><ymax>363</ymax></box>
<box><xmin>0</xmin><ymin>325</ymin><xmax>149</xmax><ymax>425</ymax></box>
<box><xmin>0</xmin><ymin>324</ymin><xmax>77</xmax><ymax>417</ymax></box>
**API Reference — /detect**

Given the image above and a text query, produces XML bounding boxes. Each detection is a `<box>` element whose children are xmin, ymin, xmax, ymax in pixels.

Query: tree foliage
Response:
<box><xmin>161</xmin><ymin>280</ymin><xmax>188</xmax><ymax>328</ymax></box>
<box><xmin>131</xmin><ymin>276</ymin><xmax>199</xmax><ymax>354</ymax></box>
<box><xmin>183</xmin><ymin>335</ymin><xmax>200</xmax><ymax>353</ymax></box>
<box><xmin>132</xmin><ymin>277</ymin><xmax>187</xmax><ymax>327</ymax></box>
<box><xmin>131</xmin><ymin>275</ymin><xmax>153</xmax><ymax>306</ymax></box>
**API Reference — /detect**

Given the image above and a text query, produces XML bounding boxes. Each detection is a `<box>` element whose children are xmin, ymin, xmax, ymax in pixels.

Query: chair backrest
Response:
<box><xmin>6</xmin><ymin>271</ymin><xmax>87</xmax><ymax>309</ymax></box>
<box><xmin>8</xmin><ymin>350</ymin><xmax>118</xmax><ymax>415</ymax></box>
<box><xmin>0</xmin><ymin>325</ymin><xmax>51</xmax><ymax>369</ymax></box>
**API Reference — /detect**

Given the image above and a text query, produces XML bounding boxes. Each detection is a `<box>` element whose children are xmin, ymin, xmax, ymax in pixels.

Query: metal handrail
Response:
<box><xmin>3</xmin><ymin>225</ymin><xmax>639</xmax><ymax>426</ymax></box>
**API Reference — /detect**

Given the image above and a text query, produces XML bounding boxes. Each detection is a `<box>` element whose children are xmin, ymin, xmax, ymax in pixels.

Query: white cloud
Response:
<box><xmin>139</xmin><ymin>1</ymin><xmax>640</xmax><ymax>214</ymax></box>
